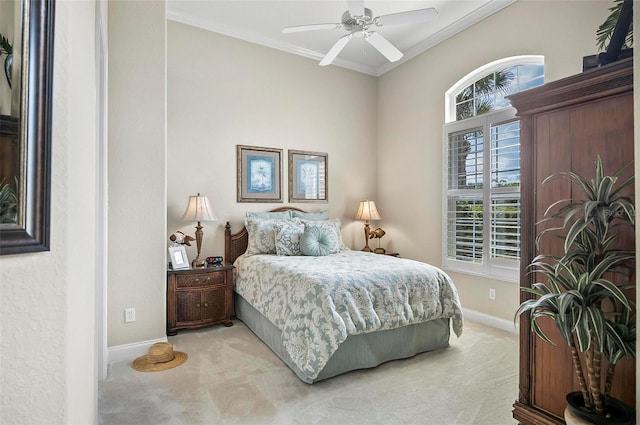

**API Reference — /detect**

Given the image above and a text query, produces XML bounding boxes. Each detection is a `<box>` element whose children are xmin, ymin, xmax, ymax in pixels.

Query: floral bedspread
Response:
<box><xmin>234</xmin><ymin>250</ymin><xmax>463</xmax><ymax>381</ymax></box>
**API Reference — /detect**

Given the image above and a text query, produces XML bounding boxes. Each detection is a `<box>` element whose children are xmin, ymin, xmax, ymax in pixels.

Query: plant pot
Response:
<box><xmin>564</xmin><ymin>392</ymin><xmax>635</xmax><ymax>425</ymax></box>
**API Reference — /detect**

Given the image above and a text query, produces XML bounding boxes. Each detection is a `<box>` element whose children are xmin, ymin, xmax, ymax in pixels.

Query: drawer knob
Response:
<box><xmin>204</xmin><ymin>303</ymin><xmax>208</xmax><ymax>308</ymax></box>
<box><xmin>196</xmin><ymin>303</ymin><xmax>200</xmax><ymax>308</ymax></box>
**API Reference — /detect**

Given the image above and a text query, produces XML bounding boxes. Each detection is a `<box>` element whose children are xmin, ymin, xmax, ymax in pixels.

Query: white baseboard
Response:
<box><xmin>462</xmin><ymin>307</ymin><xmax>519</xmax><ymax>335</ymax></box>
<box><xmin>108</xmin><ymin>336</ymin><xmax>168</xmax><ymax>366</ymax></box>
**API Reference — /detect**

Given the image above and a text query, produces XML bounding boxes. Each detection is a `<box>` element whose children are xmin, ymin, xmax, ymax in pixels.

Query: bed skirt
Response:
<box><xmin>234</xmin><ymin>292</ymin><xmax>452</xmax><ymax>384</ymax></box>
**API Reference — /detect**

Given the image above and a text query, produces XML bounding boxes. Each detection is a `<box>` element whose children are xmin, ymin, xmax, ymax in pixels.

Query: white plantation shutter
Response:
<box><xmin>447</xmin><ymin>195</ymin><xmax>483</xmax><ymax>262</ymax></box>
<box><xmin>443</xmin><ymin>110</ymin><xmax>521</xmax><ymax>281</ymax></box>
<box><xmin>490</xmin><ymin>120</ymin><xmax>521</xmax><ymax>263</ymax></box>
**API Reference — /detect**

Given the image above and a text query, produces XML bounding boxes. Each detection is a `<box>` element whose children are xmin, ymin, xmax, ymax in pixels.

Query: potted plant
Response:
<box><xmin>516</xmin><ymin>156</ymin><xmax>635</xmax><ymax>424</ymax></box>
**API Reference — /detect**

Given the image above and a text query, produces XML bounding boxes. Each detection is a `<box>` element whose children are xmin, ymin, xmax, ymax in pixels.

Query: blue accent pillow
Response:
<box><xmin>300</xmin><ymin>218</ymin><xmax>348</xmax><ymax>251</ymax></box>
<box><xmin>300</xmin><ymin>226</ymin><xmax>340</xmax><ymax>256</ymax></box>
<box><xmin>246</xmin><ymin>211</ymin><xmax>292</xmax><ymax>220</ymax></box>
<box><xmin>291</xmin><ymin>210</ymin><xmax>329</xmax><ymax>221</ymax></box>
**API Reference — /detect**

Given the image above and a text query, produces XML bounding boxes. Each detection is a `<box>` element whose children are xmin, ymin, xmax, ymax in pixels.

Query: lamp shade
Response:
<box><xmin>355</xmin><ymin>200</ymin><xmax>381</xmax><ymax>221</ymax></box>
<box><xmin>181</xmin><ymin>193</ymin><xmax>217</xmax><ymax>222</ymax></box>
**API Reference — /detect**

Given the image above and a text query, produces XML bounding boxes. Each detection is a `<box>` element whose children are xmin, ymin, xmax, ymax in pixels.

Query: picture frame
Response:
<box><xmin>168</xmin><ymin>246</ymin><xmax>190</xmax><ymax>270</ymax></box>
<box><xmin>237</xmin><ymin>145</ymin><xmax>283</xmax><ymax>203</ymax></box>
<box><xmin>288</xmin><ymin>150</ymin><xmax>328</xmax><ymax>203</ymax></box>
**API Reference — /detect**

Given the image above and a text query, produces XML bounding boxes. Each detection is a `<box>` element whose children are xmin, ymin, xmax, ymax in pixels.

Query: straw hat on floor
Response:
<box><xmin>132</xmin><ymin>342</ymin><xmax>188</xmax><ymax>372</ymax></box>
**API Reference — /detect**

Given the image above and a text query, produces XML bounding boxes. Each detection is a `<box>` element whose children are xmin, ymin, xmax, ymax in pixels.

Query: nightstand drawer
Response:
<box><xmin>175</xmin><ymin>271</ymin><xmax>225</xmax><ymax>288</ymax></box>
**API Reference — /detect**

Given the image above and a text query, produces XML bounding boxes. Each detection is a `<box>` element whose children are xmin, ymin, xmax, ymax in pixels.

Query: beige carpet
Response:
<box><xmin>99</xmin><ymin>319</ymin><xmax>518</xmax><ymax>425</ymax></box>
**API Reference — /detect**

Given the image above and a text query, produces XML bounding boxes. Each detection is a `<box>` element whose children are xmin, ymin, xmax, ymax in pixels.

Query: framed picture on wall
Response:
<box><xmin>237</xmin><ymin>145</ymin><xmax>283</xmax><ymax>203</ymax></box>
<box><xmin>168</xmin><ymin>246</ymin><xmax>190</xmax><ymax>270</ymax></box>
<box><xmin>288</xmin><ymin>150</ymin><xmax>328</xmax><ymax>203</ymax></box>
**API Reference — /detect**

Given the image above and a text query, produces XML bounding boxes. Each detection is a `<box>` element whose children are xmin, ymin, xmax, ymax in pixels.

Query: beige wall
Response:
<box><xmin>166</xmin><ymin>21</ymin><xmax>378</xmax><ymax>260</ymax></box>
<box><xmin>107</xmin><ymin>1</ymin><xmax>167</xmax><ymax>347</ymax></box>
<box><xmin>377</xmin><ymin>0</ymin><xmax>610</xmax><ymax>322</ymax></box>
<box><xmin>0</xmin><ymin>1</ymin><xmax>98</xmax><ymax>423</ymax></box>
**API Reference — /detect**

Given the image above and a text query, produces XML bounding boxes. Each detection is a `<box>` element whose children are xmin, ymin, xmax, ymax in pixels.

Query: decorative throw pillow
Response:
<box><xmin>245</xmin><ymin>218</ymin><xmax>287</xmax><ymax>256</ymax></box>
<box><xmin>300</xmin><ymin>226</ymin><xmax>340</xmax><ymax>256</ymax></box>
<box><xmin>246</xmin><ymin>211</ymin><xmax>292</xmax><ymax>220</ymax></box>
<box><xmin>273</xmin><ymin>220</ymin><xmax>304</xmax><ymax>256</ymax></box>
<box><xmin>291</xmin><ymin>210</ymin><xmax>329</xmax><ymax>221</ymax></box>
<box><xmin>299</xmin><ymin>218</ymin><xmax>347</xmax><ymax>251</ymax></box>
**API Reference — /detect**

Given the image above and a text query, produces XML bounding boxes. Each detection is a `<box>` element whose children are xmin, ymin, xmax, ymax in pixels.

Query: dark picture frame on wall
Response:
<box><xmin>237</xmin><ymin>145</ymin><xmax>283</xmax><ymax>203</ymax></box>
<box><xmin>0</xmin><ymin>0</ymin><xmax>55</xmax><ymax>255</ymax></box>
<box><xmin>288</xmin><ymin>150</ymin><xmax>328</xmax><ymax>203</ymax></box>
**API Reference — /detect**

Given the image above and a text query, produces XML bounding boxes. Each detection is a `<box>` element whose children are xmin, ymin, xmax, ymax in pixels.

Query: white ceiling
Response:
<box><xmin>167</xmin><ymin>0</ymin><xmax>516</xmax><ymax>76</ymax></box>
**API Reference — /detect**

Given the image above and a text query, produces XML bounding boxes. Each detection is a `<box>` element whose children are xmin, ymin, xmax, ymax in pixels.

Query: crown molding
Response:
<box><xmin>375</xmin><ymin>0</ymin><xmax>517</xmax><ymax>76</ymax></box>
<box><xmin>168</xmin><ymin>0</ymin><xmax>517</xmax><ymax>77</ymax></box>
<box><xmin>167</xmin><ymin>9</ymin><xmax>379</xmax><ymax>76</ymax></box>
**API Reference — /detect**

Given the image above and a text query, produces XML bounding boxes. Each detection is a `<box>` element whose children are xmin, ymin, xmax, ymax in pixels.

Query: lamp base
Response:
<box><xmin>374</xmin><ymin>247</ymin><xmax>386</xmax><ymax>254</ymax></box>
<box><xmin>192</xmin><ymin>257</ymin><xmax>206</xmax><ymax>268</ymax></box>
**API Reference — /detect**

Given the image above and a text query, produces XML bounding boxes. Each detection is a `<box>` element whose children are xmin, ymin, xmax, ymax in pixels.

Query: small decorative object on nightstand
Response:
<box><xmin>166</xmin><ymin>263</ymin><xmax>234</xmax><ymax>335</ymax></box>
<box><xmin>370</xmin><ymin>227</ymin><xmax>386</xmax><ymax>254</ymax></box>
<box><xmin>181</xmin><ymin>193</ymin><xmax>217</xmax><ymax>268</ymax></box>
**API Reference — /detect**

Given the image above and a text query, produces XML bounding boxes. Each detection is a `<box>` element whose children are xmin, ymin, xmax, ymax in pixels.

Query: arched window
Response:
<box><xmin>442</xmin><ymin>56</ymin><xmax>544</xmax><ymax>282</ymax></box>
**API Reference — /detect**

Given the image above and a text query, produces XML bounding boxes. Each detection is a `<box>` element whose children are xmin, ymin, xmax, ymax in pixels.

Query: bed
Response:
<box><xmin>224</xmin><ymin>207</ymin><xmax>463</xmax><ymax>384</ymax></box>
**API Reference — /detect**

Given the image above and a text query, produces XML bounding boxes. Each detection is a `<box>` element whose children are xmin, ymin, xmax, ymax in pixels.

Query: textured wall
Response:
<box><xmin>376</xmin><ymin>0</ymin><xmax>610</xmax><ymax>322</ymax></box>
<box><xmin>0</xmin><ymin>1</ymin><xmax>98</xmax><ymax>423</ymax></box>
<box><xmin>107</xmin><ymin>1</ymin><xmax>167</xmax><ymax>347</ymax></box>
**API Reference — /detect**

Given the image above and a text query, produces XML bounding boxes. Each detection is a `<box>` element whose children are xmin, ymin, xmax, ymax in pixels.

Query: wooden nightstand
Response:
<box><xmin>166</xmin><ymin>264</ymin><xmax>234</xmax><ymax>336</ymax></box>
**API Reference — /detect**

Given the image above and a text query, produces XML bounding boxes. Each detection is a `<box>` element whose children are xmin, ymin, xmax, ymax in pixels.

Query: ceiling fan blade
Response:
<box><xmin>347</xmin><ymin>0</ymin><xmax>365</xmax><ymax>17</ymax></box>
<box><xmin>282</xmin><ymin>23</ymin><xmax>342</xmax><ymax>34</ymax></box>
<box><xmin>365</xmin><ymin>32</ymin><xmax>403</xmax><ymax>62</ymax></box>
<box><xmin>319</xmin><ymin>33</ymin><xmax>353</xmax><ymax>66</ymax></box>
<box><xmin>376</xmin><ymin>8</ymin><xmax>438</xmax><ymax>26</ymax></box>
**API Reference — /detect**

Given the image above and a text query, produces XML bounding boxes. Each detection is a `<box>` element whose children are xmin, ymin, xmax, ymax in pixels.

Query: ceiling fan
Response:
<box><xmin>282</xmin><ymin>0</ymin><xmax>438</xmax><ymax>66</ymax></box>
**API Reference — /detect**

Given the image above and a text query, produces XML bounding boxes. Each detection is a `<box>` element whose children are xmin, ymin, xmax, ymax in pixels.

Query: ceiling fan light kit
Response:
<box><xmin>282</xmin><ymin>1</ymin><xmax>438</xmax><ymax>67</ymax></box>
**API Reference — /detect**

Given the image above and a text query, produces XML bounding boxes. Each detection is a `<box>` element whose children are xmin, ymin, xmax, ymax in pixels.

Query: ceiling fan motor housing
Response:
<box><xmin>342</xmin><ymin>8</ymin><xmax>374</xmax><ymax>32</ymax></box>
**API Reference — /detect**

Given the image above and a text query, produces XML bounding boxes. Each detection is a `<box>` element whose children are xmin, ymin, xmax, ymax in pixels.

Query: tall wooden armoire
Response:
<box><xmin>508</xmin><ymin>57</ymin><xmax>635</xmax><ymax>425</ymax></box>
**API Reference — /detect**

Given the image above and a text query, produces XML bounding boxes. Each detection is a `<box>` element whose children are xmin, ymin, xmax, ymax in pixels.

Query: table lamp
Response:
<box><xmin>182</xmin><ymin>193</ymin><xmax>217</xmax><ymax>267</ymax></box>
<box><xmin>354</xmin><ymin>200</ymin><xmax>381</xmax><ymax>252</ymax></box>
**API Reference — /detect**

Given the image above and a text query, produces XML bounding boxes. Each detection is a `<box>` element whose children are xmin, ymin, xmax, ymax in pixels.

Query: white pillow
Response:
<box><xmin>273</xmin><ymin>220</ymin><xmax>305</xmax><ymax>256</ymax></box>
<box><xmin>244</xmin><ymin>218</ymin><xmax>283</xmax><ymax>256</ymax></box>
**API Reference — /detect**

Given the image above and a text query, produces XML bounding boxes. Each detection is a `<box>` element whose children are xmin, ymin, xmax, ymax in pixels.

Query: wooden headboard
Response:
<box><xmin>224</xmin><ymin>207</ymin><xmax>305</xmax><ymax>265</ymax></box>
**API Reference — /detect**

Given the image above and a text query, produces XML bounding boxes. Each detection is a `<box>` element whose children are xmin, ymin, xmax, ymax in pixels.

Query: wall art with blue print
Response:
<box><xmin>288</xmin><ymin>150</ymin><xmax>328</xmax><ymax>203</ymax></box>
<box><xmin>237</xmin><ymin>145</ymin><xmax>282</xmax><ymax>203</ymax></box>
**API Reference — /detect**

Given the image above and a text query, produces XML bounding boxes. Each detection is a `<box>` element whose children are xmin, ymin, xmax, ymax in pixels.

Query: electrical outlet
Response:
<box><xmin>125</xmin><ymin>308</ymin><xmax>136</xmax><ymax>323</ymax></box>
<box><xmin>489</xmin><ymin>288</ymin><xmax>496</xmax><ymax>300</ymax></box>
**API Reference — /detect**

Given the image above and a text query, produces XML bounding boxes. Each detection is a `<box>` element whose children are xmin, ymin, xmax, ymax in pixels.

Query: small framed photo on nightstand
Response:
<box><xmin>168</xmin><ymin>246</ymin><xmax>190</xmax><ymax>270</ymax></box>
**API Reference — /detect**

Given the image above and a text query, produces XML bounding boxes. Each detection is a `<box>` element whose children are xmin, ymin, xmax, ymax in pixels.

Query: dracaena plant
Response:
<box><xmin>516</xmin><ymin>156</ymin><xmax>635</xmax><ymax>417</ymax></box>
<box><xmin>0</xmin><ymin>178</ymin><xmax>18</xmax><ymax>223</ymax></box>
<box><xmin>0</xmin><ymin>33</ymin><xmax>11</xmax><ymax>57</ymax></box>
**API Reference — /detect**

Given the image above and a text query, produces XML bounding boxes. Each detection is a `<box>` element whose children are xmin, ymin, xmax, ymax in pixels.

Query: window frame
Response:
<box><xmin>442</xmin><ymin>56</ymin><xmax>544</xmax><ymax>283</ymax></box>
<box><xmin>444</xmin><ymin>55</ymin><xmax>544</xmax><ymax>124</ymax></box>
<box><xmin>442</xmin><ymin>108</ymin><xmax>521</xmax><ymax>282</ymax></box>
